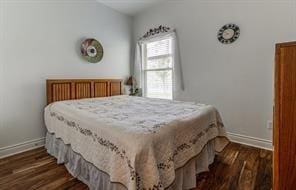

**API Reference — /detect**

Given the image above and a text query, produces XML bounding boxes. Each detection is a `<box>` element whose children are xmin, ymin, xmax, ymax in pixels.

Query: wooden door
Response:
<box><xmin>274</xmin><ymin>42</ymin><xmax>296</xmax><ymax>190</ymax></box>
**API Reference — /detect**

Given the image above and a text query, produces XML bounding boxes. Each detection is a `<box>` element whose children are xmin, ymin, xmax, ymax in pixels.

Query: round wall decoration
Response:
<box><xmin>217</xmin><ymin>24</ymin><xmax>240</xmax><ymax>44</ymax></box>
<box><xmin>81</xmin><ymin>38</ymin><xmax>103</xmax><ymax>63</ymax></box>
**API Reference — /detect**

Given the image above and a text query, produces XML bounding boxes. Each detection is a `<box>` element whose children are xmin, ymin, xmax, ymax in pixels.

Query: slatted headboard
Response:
<box><xmin>46</xmin><ymin>79</ymin><xmax>123</xmax><ymax>105</ymax></box>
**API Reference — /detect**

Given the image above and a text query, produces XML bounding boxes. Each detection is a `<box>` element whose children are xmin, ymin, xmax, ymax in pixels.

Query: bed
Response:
<box><xmin>44</xmin><ymin>79</ymin><xmax>229</xmax><ymax>190</ymax></box>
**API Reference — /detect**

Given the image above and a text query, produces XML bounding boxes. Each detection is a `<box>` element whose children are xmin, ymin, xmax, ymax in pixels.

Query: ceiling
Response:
<box><xmin>97</xmin><ymin>0</ymin><xmax>168</xmax><ymax>16</ymax></box>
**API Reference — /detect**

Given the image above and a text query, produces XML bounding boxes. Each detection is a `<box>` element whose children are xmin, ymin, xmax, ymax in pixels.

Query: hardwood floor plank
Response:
<box><xmin>55</xmin><ymin>178</ymin><xmax>88</xmax><ymax>190</ymax></box>
<box><xmin>0</xmin><ymin>148</ymin><xmax>45</xmax><ymax>165</ymax></box>
<box><xmin>0</xmin><ymin>162</ymin><xmax>59</xmax><ymax>186</ymax></box>
<box><xmin>0</xmin><ymin>143</ymin><xmax>272</xmax><ymax>190</ymax></box>
<box><xmin>32</xmin><ymin>170</ymin><xmax>75</xmax><ymax>190</ymax></box>
<box><xmin>236</xmin><ymin>145</ymin><xmax>260</xmax><ymax>190</ymax></box>
<box><xmin>254</xmin><ymin>150</ymin><xmax>272</xmax><ymax>190</ymax></box>
<box><xmin>194</xmin><ymin>143</ymin><xmax>272</xmax><ymax>190</ymax></box>
<box><xmin>0</xmin><ymin>150</ymin><xmax>49</xmax><ymax>175</ymax></box>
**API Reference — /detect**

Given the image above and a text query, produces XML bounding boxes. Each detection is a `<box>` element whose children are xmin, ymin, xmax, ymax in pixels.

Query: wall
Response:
<box><xmin>0</xmin><ymin>0</ymin><xmax>132</xmax><ymax>156</ymax></box>
<box><xmin>133</xmin><ymin>0</ymin><xmax>296</xmax><ymax>148</ymax></box>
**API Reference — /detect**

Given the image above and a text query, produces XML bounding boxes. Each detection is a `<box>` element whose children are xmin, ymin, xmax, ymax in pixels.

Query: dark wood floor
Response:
<box><xmin>194</xmin><ymin>143</ymin><xmax>272</xmax><ymax>190</ymax></box>
<box><xmin>0</xmin><ymin>143</ymin><xmax>272</xmax><ymax>190</ymax></box>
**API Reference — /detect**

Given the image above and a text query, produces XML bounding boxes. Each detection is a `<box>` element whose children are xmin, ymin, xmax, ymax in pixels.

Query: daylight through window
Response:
<box><xmin>143</xmin><ymin>37</ymin><xmax>173</xmax><ymax>99</ymax></box>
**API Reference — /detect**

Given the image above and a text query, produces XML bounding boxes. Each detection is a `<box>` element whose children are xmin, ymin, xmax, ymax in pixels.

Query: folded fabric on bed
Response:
<box><xmin>44</xmin><ymin>95</ymin><xmax>229</xmax><ymax>190</ymax></box>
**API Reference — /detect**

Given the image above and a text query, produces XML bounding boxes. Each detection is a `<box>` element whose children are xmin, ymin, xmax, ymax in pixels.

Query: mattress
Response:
<box><xmin>44</xmin><ymin>95</ymin><xmax>229</xmax><ymax>190</ymax></box>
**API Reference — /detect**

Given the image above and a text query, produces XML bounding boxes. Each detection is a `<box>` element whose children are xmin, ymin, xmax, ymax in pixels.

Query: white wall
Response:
<box><xmin>0</xmin><ymin>1</ymin><xmax>132</xmax><ymax>151</ymax></box>
<box><xmin>133</xmin><ymin>0</ymin><xmax>296</xmax><ymax>144</ymax></box>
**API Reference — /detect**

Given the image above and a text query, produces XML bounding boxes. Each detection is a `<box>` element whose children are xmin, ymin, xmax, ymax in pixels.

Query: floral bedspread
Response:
<box><xmin>44</xmin><ymin>95</ymin><xmax>229</xmax><ymax>190</ymax></box>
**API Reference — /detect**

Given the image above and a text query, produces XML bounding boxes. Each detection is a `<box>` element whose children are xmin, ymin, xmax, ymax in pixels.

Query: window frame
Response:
<box><xmin>141</xmin><ymin>37</ymin><xmax>174</xmax><ymax>99</ymax></box>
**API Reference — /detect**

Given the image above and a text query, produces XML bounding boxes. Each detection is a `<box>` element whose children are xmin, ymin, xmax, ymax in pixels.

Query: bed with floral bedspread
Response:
<box><xmin>44</xmin><ymin>95</ymin><xmax>229</xmax><ymax>190</ymax></box>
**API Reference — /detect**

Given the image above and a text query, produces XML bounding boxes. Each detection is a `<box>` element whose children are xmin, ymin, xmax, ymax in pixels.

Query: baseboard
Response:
<box><xmin>0</xmin><ymin>132</ymin><xmax>273</xmax><ymax>159</ymax></box>
<box><xmin>0</xmin><ymin>137</ymin><xmax>45</xmax><ymax>159</ymax></box>
<box><xmin>227</xmin><ymin>132</ymin><xmax>273</xmax><ymax>151</ymax></box>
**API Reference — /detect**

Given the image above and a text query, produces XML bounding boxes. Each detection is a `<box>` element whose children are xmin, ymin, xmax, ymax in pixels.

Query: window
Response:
<box><xmin>142</xmin><ymin>37</ymin><xmax>173</xmax><ymax>99</ymax></box>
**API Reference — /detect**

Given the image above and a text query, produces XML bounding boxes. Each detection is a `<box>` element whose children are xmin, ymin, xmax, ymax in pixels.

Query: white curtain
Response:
<box><xmin>134</xmin><ymin>30</ymin><xmax>184</xmax><ymax>99</ymax></box>
<box><xmin>134</xmin><ymin>41</ymin><xmax>143</xmax><ymax>91</ymax></box>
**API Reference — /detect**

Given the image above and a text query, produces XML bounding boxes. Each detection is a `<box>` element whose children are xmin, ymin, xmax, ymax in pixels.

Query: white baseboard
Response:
<box><xmin>227</xmin><ymin>132</ymin><xmax>273</xmax><ymax>151</ymax></box>
<box><xmin>0</xmin><ymin>132</ymin><xmax>272</xmax><ymax>159</ymax></box>
<box><xmin>0</xmin><ymin>137</ymin><xmax>45</xmax><ymax>159</ymax></box>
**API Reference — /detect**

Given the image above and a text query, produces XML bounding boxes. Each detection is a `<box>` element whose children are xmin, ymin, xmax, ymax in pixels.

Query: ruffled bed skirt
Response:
<box><xmin>45</xmin><ymin>132</ymin><xmax>217</xmax><ymax>190</ymax></box>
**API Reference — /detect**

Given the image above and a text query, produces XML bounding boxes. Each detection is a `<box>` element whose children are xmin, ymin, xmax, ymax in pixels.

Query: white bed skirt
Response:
<box><xmin>45</xmin><ymin>132</ymin><xmax>217</xmax><ymax>190</ymax></box>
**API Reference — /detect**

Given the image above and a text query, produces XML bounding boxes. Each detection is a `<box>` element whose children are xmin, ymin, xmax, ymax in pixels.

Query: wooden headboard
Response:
<box><xmin>47</xmin><ymin>79</ymin><xmax>123</xmax><ymax>105</ymax></box>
